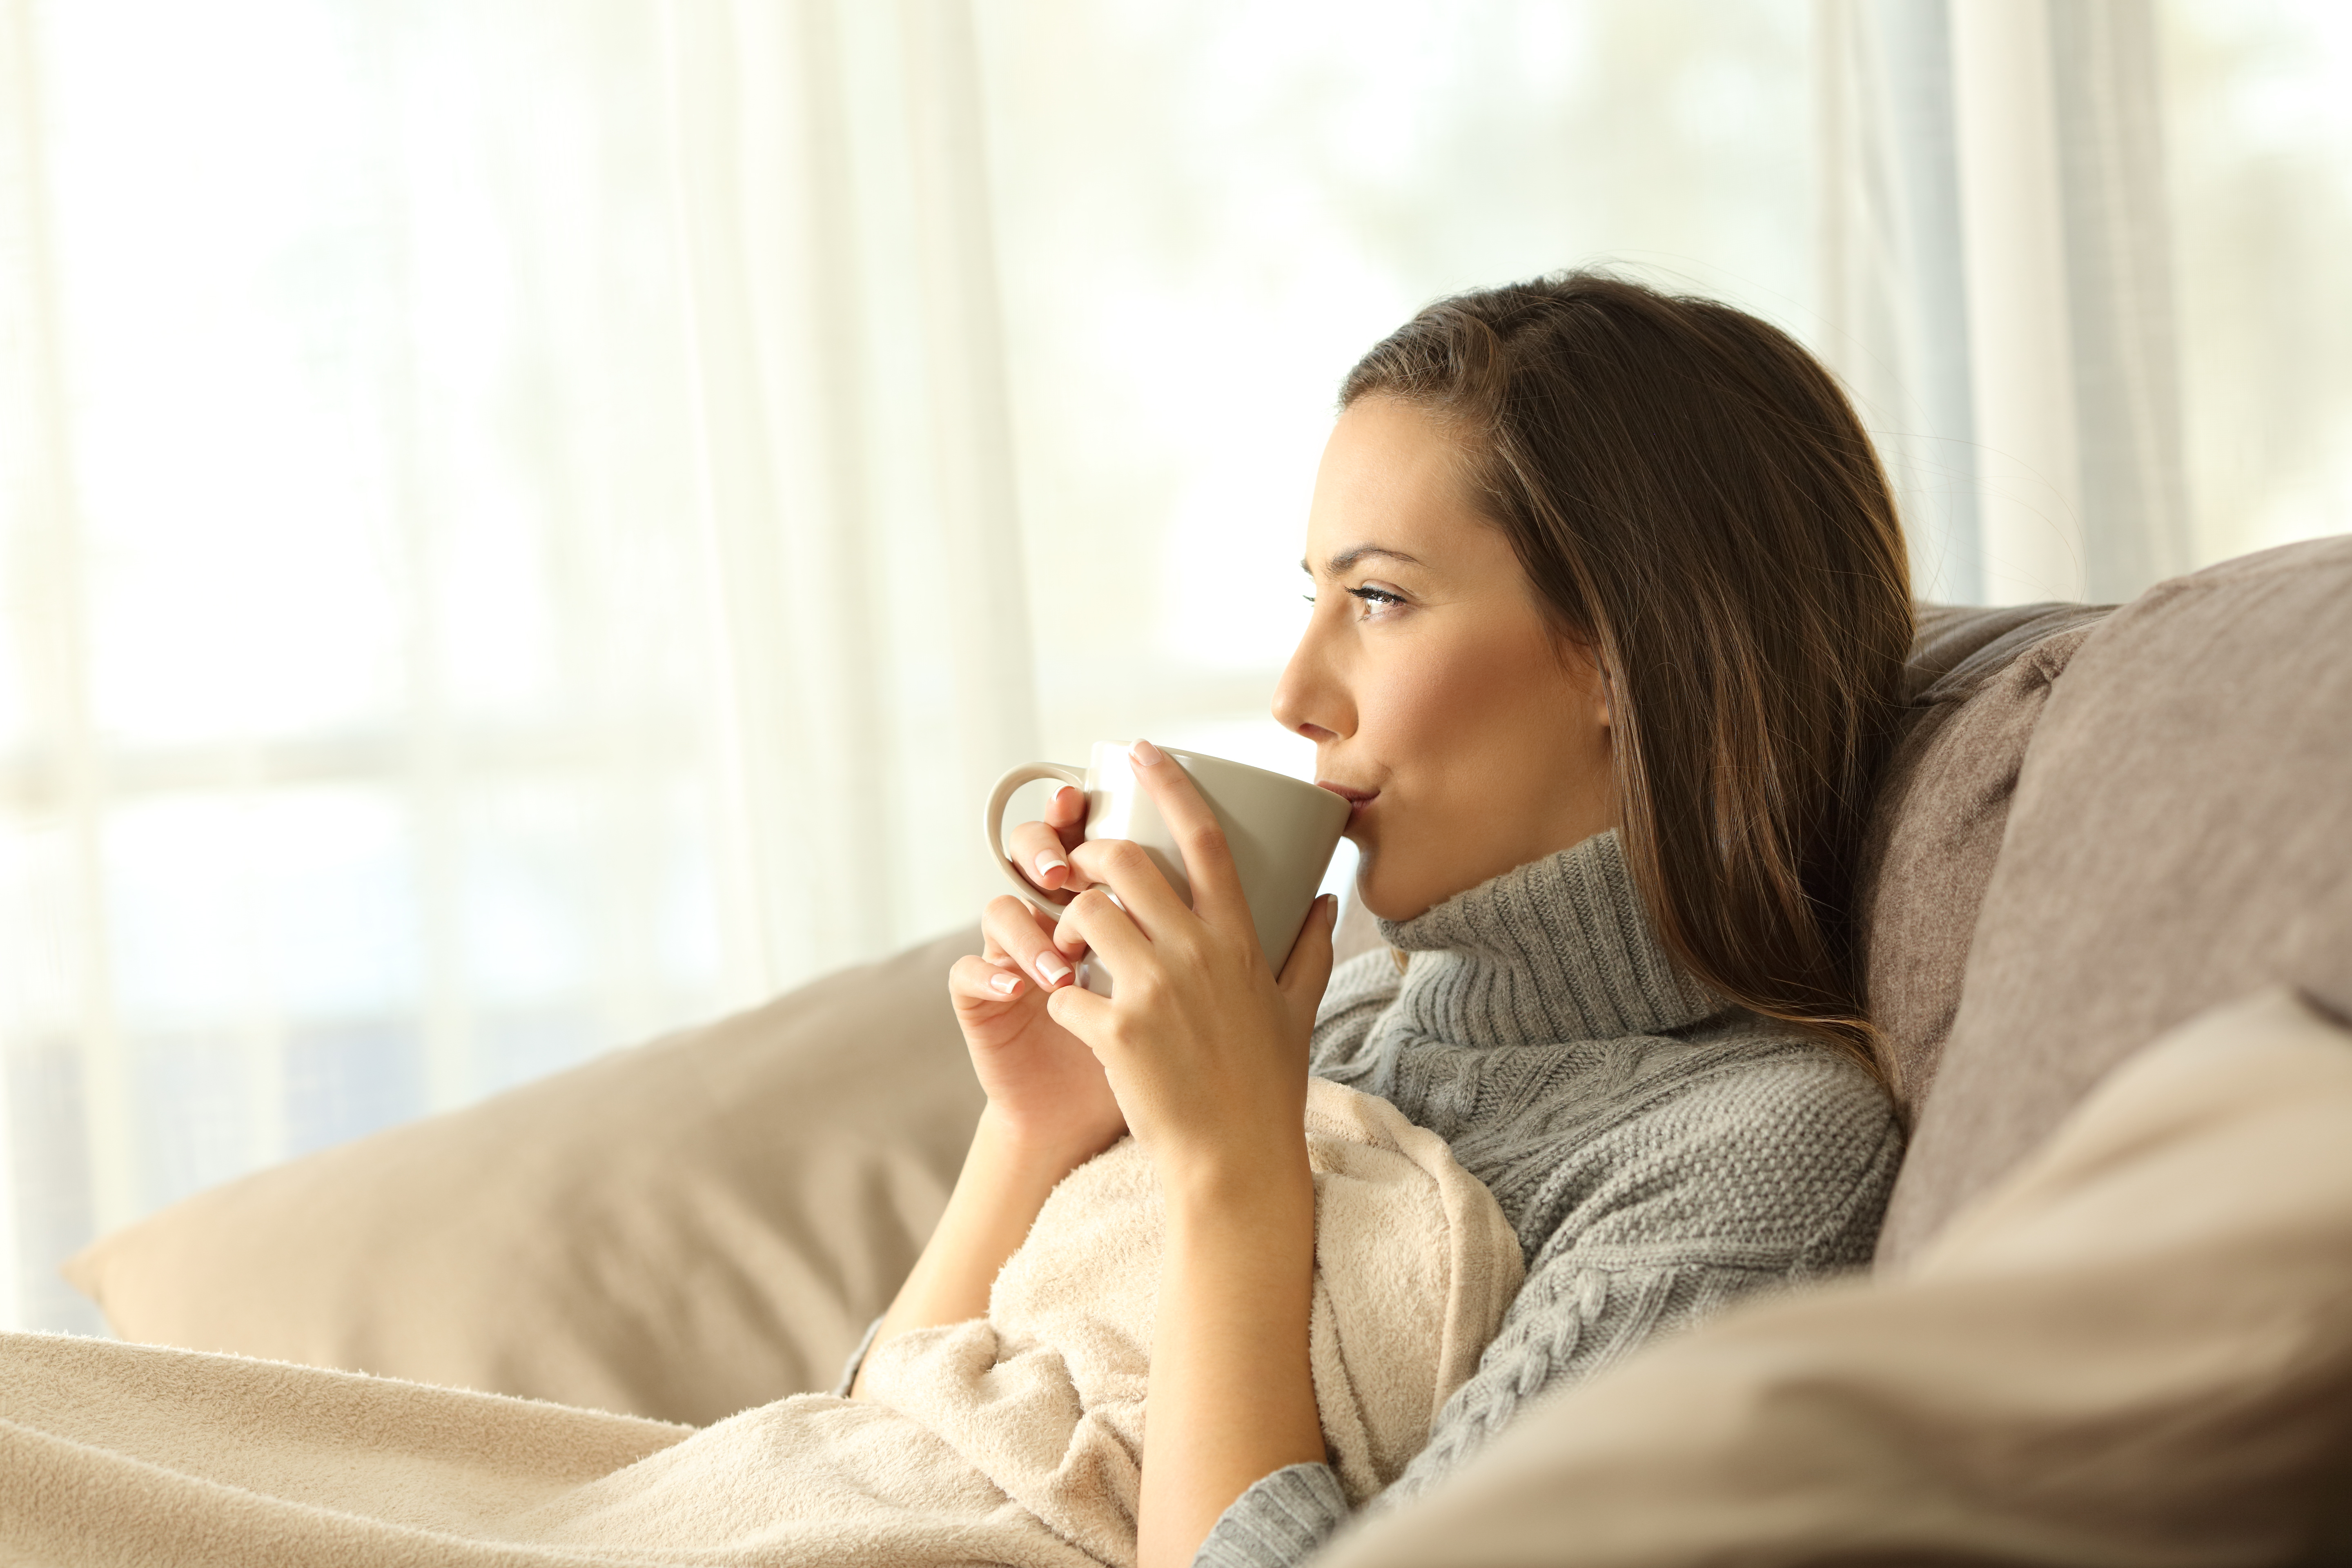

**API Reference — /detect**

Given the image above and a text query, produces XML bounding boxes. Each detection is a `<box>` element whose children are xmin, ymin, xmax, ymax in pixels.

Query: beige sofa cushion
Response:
<box><xmin>1880</xmin><ymin>535</ymin><xmax>2352</xmax><ymax>1263</ymax></box>
<box><xmin>1317</xmin><ymin>985</ymin><xmax>2352</xmax><ymax>1568</ymax></box>
<box><xmin>65</xmin><ymin>929</ymin><xmax>984</xmax><ymax>1426</ymax></box>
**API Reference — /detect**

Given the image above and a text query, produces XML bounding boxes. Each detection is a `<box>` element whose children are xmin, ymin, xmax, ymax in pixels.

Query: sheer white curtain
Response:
<box><xmin>1817</xmin><ymin>0</ymin><xmax>2193</xmax><ymax>605</ymax></box>
<box><xmin>2161</xmin><ymin>1</ymin><xmax>2352</xmax><ymax>572</ymax></box>
<box><xmin>1817</xmin><ymin>0</ymin><xmax>2352</xmax><ymax>604</ymax></box>
<box><xmin>660</xmin><ymin>0</ymin><xmax>1039</xmax><ymax>992</ymax></box>
<box><xmin>0</xmin><ymin>0</ymin><xmax>1032</xmax><ymax>1332</ymax></box>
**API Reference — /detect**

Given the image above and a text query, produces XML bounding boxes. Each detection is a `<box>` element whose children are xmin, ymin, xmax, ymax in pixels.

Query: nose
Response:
<box><xmin>1272</xmin><ymin>610</ymin><xmax>1352</xmax><ymax>744</ymax></box>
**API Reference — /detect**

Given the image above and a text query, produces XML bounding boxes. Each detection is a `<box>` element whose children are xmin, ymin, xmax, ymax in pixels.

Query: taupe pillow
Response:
<box><xmin>1319</xmin><ymin>986</ymin><xmax>2352</xmax><ymax>1568</ymax></box>
<box><xmin>1856</xmin><ymin>605</ymin><xmax>2109</xmax><ymax>1120</ymax></box>
<box><xmin>65</xmin><ymin>929</ymin><xmax>984</xmax><ymax>1425</ymax></box>
<box><xmin>1880</xmin><ymin>535</ymin><xmax>2352</xmax><ymax>1264</ymax></box>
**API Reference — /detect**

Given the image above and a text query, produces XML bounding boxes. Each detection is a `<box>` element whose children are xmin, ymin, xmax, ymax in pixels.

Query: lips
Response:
<box><xmin>1316</xmin><ymin>781</ymin><xmax>1379</xmax><ymax>819</ymax></box>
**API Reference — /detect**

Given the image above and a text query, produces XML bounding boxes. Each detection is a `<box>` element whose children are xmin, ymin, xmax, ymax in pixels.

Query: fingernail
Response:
<box><xmin>1033</xmin><ymin>951</ymin><xmax>1072</xmax><ymax>984</ymax></box>
<box><xmin>1130</xmin><ymin>738</ymin><xmax>1164</xmax><ymax>767</ymax></box>
<box><xmin>1033</xmin><ymin>849</ymin><xmax>1067</xmax><ymax>881</ymax></box>
<box><xmin>989</xmin><ymin>972</ymin><xmax>1021</xmax><ymax>996</ymax></box>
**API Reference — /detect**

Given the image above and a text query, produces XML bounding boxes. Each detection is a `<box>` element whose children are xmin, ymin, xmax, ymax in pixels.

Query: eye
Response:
<box><xmin>1345</xmin><ymin>584</ymin><xmax>1407</xmax><ymax>618</ymax></box>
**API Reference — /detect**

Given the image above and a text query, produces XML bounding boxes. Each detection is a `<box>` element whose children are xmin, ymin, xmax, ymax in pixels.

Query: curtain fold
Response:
<box><xmin>1817</xmin><ymin>0</ymin><xmax>1981</xmax><ymax>602</ymax></box>
<box><xmin>2036</xmin><ymin>0</ymin><xmax>2190</xmax><ymax>604</ymax></box>
<box><xmin>0</xmin><ymin>0</ymin><xmax>115</xmax><ymax>1333</ymax></box>
<box><xmin>1817</xmin><ymin>0</ymin><xmax>2190</xmax><ymax>605</ymax></box>
<box><xmin>663</xmin><ymin>0</ymin><xmax>1038</xmax><ymax>1000</ymax></box>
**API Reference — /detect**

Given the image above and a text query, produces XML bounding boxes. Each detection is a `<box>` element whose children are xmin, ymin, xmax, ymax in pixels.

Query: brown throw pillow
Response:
<box><xmin>65</xmin><ymin>929</ymin><xmax>984</xmax><ymax>1425</ymax></box>
<box><xmin>1879</xmin><ymin>535</ymin><xmax>2352</xmax><ymax>1265</ymax></box>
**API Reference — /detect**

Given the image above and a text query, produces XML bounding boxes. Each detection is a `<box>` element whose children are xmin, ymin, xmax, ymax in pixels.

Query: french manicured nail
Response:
<box><xmin>1033</xmin><ymin>849</ymin><xmax>1067</xmax><ymax>882</ymax></box>
<box><xmin>989</xmin><ymin>972</ymin><xmax>1021</xmax><ymax>996</ymax></box>
<box><xmin>1033</xmin><ymin>951</ymin><xmax>1072</xmax><ymax>984</ymax></box>
<box><xmin>1130</xmin><ymin>738</ymin><xmax>1164</xmax><ymax>767</ymax></box>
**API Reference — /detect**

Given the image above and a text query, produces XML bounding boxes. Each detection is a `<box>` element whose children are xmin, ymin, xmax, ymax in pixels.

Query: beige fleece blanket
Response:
<box><xmin>0</xmin><ymin>1078</ymin><xmax>1520</xmax><ymax>1568</ymax></box>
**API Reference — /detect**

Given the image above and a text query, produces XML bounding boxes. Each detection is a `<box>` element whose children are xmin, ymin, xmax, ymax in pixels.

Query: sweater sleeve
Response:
<box><xmin>1192</xmin><ymin>1463</ymin><xmax>1352</xmax><ymax>1568</ymax></box>
<box><xmin>829</xmin><ymin>1316</ymin><xmax>883</xmax><ymax>1398</ymax></box>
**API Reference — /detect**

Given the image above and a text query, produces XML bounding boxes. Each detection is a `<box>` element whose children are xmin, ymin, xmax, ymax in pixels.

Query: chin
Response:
<box><xmin>1352</xmin><ymin>856</ymin><xmax>1432</xmax><ymax>925</ymax></box>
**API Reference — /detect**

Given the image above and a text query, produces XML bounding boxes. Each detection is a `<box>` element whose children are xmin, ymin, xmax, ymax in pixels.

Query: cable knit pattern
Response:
<box><xmin>1196</xmin><ymin>830</ymin><xmax>1903</xmax><ymax>1568</ymax></box>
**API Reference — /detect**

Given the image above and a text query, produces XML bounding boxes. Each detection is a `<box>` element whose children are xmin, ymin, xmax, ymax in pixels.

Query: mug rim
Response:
<box><xmin>1103</xmin><ymin>742</ymin><xmax>1340</xmax><ymax>803</ymax></box>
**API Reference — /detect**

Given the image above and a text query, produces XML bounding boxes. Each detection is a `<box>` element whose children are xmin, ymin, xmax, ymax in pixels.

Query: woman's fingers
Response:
<box><xmin>1123</xmin><ymin>740</ymin><xmax>1251</xmax><ymax>929</ymax></box>
<box><xmin>951</xmin><ymin>952</ymin><xmax>1027</xmax><ymax>1005</ymax></box>
<box><xmin>1004</xmin><ymin>788</ymin><xmax>1094</xmax><ymax>894</ymax></box>
<box><xmin>1064</xmin><ymin>834</ymin><xmax>1196</xmax><ymax>939</ymax></box>
<box><xmin>1006</xmin><ymin>817</ymin><xmax>1088</xmax><ymax>894</ymax></box>
<box><xmin>1052</xmin><ymin>882</ymin><xmax>1155</xmax><ymax>979</ymax></box>
<box><xmin>1042</xmin><ymin>974</ymin><xmax>1114</xmax><ymax>1042</ymax></box>
<box><xmin>1044</xmin><ymin>783</ymin><xmax>1088</xmax><ymax>853</ymax></box>
<box><xmin>1276</xmin><ymin>894</ymin><xmax>1339</xmax><ymax>1031</ymax></box>
<box><xmin>982</xmin><ymin>894</ymin><xmax>1082</xmax><ymax>989</ymax></box>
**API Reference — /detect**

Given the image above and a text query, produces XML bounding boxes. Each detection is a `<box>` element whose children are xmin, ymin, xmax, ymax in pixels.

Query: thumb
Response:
<box><xmin>1045</xmin><ymin>979</ymin><xmax>1115</xmax><ymax>1051</ymax></box>
<box><xmin>1277</xmin><ymin>893</ymin><xmax>1339</xmax><ymax>1026</ymax></box>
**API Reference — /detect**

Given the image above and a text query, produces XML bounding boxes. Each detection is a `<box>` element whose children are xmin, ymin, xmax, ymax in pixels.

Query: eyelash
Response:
<box><xmin>1303</xmin><ymin>586</ymin><xmax>1407</xmax><ymax>615</ymax></box>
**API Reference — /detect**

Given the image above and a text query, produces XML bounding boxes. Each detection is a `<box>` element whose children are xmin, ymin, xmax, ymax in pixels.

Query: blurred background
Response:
<box><xmin>1</xmin><ymin>0</ymin><xmax>2345</xmax><ymax>1330</ymax></box>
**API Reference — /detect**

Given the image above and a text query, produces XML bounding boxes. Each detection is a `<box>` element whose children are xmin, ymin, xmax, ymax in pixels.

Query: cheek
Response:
<box><xmin>1362</xmin><ymin>623</ymin><xmax>1551</xmax><ymax>802</ymax></box>
<box><xmin>1358</xmin><ymin>651</ymin><xmax>1454</xmax><ymax>754</ymax></box>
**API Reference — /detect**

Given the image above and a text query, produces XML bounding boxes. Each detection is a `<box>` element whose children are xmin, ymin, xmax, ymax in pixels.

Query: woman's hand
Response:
<box><xmin>854</xmin><ymin>880</ymin><xmax>1129</xmax><ymax>1398</ymax></box>
<box><xmin>1041</xmin><ymin>739</ymin><xmax>1339</xmax><ymax>1567</ymax></box>
<box><xmin>950</xmin><ymin>895</ymin><xmax>1126</xmax><ymax>1165</ymax></box>
<box><xmin>1043</xmin><ymin>740</ymin><xmax>1339</xmax><ymax>1188</ymax></box>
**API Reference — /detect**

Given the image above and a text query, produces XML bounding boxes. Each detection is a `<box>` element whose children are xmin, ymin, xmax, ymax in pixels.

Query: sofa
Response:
<box><xmin>65</xmin><ymin>535</ymin><xmax>2352</xmax><ymax>1562</ymax></box>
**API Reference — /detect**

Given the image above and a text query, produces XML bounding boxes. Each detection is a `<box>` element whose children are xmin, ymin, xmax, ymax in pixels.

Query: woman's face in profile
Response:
<box><xmin>1274</xmin><ymin>395</ymin><xmax>1617</xmax><ymax>924</ymax></box>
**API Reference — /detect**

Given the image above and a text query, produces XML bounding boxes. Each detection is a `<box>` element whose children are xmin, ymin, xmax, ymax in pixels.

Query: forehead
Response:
<box><xmin>1304</xmin><ymin>396</ymin><xmax>1492</xmax><ymax>570</ymax></box>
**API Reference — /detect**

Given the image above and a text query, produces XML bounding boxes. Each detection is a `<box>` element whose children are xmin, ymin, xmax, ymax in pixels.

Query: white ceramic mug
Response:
<box><xmin>983</xmin><ymin>742</ymin><xmax>1352</xmax><ymax>987</ymax></box>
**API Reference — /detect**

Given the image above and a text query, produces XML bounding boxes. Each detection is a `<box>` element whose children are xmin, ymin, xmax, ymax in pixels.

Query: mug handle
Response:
<box><xmin>984</xmin><ymin>762</ymin><xmax>1089</xmax><ymax>909</ymax></box>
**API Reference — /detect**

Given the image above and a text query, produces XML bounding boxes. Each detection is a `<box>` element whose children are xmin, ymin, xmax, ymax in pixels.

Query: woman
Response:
<box><xmin>850</xmin><ymin>272</ymin><xmax>1912</xmax><ymax>1568</ymax></box>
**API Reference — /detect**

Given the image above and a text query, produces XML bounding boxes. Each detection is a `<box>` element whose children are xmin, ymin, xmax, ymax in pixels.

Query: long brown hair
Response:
<box><xmin>1342</xmin><ymin>272</ymin><xmax>1912</xmax><ymax>1078</ymax></box>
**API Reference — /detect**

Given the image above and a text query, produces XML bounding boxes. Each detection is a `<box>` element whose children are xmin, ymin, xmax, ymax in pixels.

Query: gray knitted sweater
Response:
<box><xmin>1194</xmin><ymin>830</ymin><xmax>1903</xmax><ymax>1568</ymax></box>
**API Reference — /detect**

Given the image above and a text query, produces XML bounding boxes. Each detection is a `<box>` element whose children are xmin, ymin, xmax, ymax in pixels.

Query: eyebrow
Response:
<box><xmin>1301</xmin><ymin>545</ymin><xmax>1425</xmax><ymax>576</ymax></box>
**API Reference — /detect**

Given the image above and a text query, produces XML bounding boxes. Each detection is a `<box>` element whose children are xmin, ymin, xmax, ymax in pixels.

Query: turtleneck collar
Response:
<box><xmin>1370</xmin><ymin>828</ymin><xmax>1722</xmax><ymax>1047</ymax></box>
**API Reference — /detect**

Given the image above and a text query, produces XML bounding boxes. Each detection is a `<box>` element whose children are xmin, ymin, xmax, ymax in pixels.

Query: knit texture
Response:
<box><xmin>1196</xmin><ymin>830</ymin><xmax>1904</xmax><ymax>1568</ymax></box>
